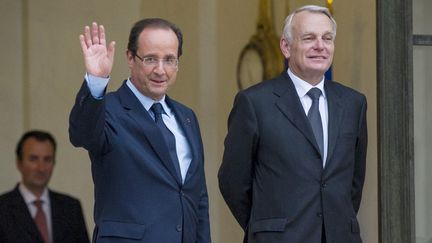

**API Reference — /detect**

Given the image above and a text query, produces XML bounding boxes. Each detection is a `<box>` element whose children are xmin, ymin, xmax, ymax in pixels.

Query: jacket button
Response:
<box><xmin>176</xmin><ymin>224</ymin><xmax>182</xmax><ymax>232</ymax></box>
<box><xmin>321</xmin><ymin>182</ymin><xmax>327</xmax><ymax>188</ymax></box>
<box><xmin>317</xmin><ymin>213</ymin><xmax>323</xmax><ymax>218</ymax></box>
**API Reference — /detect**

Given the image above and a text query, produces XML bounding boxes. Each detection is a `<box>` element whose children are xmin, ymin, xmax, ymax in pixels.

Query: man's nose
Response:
<box><xmin>313</xmin><ymin>39</ymin><xmax>325</xmax><ymax>50</ymax></box>
<box><xmin>36</xmin><ymin>160</ymin><xmax>47</xmax><ymax>171</ymax></box>
<box><xmin>153</xmin><ymin>60</ymin><xmax>166</xmax><ymax>74</ymax></box>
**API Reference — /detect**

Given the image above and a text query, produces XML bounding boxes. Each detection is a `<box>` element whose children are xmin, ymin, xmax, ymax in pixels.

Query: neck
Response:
<box><xmin>23</xmin><ymin>184</ymin><xmax>45</xmax><ymax>198</ymax></box>
<box><xmin>298</xmin><ymin>73</ymin><xmax>323</xmax><ymax>86</ymax></box>
<box><xmin>288</xmin><ymin>68</ymin><xmax>324</xmax><ymax>86</ymax></box>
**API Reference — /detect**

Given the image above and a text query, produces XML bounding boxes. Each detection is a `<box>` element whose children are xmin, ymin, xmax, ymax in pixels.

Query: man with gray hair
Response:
<box><xmin>219</xmin><ymin>5</ymin><xmax>367</xmax><ymax>243</ymax></box>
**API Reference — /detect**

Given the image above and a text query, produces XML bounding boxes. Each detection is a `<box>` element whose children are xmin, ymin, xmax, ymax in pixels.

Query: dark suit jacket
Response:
<box><xmin>218</xmin><ymin>72</ymin><xmax>367</xmax><ymax>243</ymax></box>
<box><xmin>69</xmin><ymin>81</ymin><xmax>211</xmax><ymax>243</ymax></box>
<box><xmin>0</xmin><ymin>185</ymin><xmax>89</xmax><ymax>243</ymax></box>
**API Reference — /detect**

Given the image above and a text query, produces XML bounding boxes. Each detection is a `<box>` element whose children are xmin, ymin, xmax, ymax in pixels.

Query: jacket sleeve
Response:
<box><xmin>218</xmin><ymin>91</ymin><xmax>258</xmax><ymax>230</ymax></box>
<box><xmin>69</xmin><ymin>81</ymin><xmax>108</xmax><ymax>154</ymax></box>
<box><xmin>351</xmin><ymin>95</ymin><xmax>368</xmax><ymax>213</ymax></box>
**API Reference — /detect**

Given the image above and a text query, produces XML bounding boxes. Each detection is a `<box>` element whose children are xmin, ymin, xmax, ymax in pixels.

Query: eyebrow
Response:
<box><xmin>300</xmin><ymin>31</ymin><xmax>334</xmax><ymax>37</ymax></box>
<box><xmin>142</xmin><ymin>53</ymin><xmax>177</xmax><ymax>59</ymax></box>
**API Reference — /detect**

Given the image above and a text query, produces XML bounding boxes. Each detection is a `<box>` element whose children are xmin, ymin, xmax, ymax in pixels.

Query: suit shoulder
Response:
<box><xmin>328</xmin><ymin>80</ymin><xmax>367</xmax><ymax>102</ymax></box>
<box><xmin>167</xmin><ymin>96</ymin><xmax>195</xmax><ymax>114</ymax></box>
<box><xmin>0</xmin><ymin>186</ymin><xmax>22</xmax><ymax>201</ymax></box>
<box><xmin>243</xmin><ymin>77</ymin><xmax>278</xmax><ymax>94</ymax></box>
<box><xmin>0</xmin><ymin>189</ymin><xmax>17</xmax><ymax>204</ymax></box>
<box><xmin>239</xmin><ymin>75</ymin><xmax>285</xmax><ymax>102</ymax></box>
<box><xmin>0</xmin><ymin>189</ymin><xmax>15</xmax><ymax>198</ymax></box>
<box><xmin>49</xmin><ymin>190</ymin><xmax>82</xmax><ymax>205</ymax></box>
<box><xmin>0</xmin><ymin>189</ymin><xmax>23</xmax><ymax>215</ymax></box>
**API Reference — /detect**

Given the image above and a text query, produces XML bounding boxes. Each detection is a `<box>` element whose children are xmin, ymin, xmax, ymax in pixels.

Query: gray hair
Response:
<box><xmin>282</xmin><ymin>5</ymin><xmax>337</xmax><ymax>43</ymax></box>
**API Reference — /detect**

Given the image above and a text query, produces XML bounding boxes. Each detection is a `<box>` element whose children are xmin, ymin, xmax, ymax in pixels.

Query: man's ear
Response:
<box><xmin>126</xmin><ymin>50</ymin><xmax>134</xmax><ymax>68</ymax></box>
<box><xmin>16</xmin><ymin>159</ymin><xmax>22</xmax><ymax>172</ymax></box>
<box><xmin>280</xmin><ymin>38</ymin><xmax>290</xmax><ymax>59</ymax></box>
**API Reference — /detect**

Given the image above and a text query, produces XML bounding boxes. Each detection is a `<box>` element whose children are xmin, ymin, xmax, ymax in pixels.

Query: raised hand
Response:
<box><xmin>79</xmin><ymin>22</ymin><xmax>115</xmax><ymax>78</ymax></box>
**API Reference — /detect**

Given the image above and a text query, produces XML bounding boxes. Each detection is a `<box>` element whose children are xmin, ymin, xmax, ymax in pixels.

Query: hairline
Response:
<box><xmin>16</xmin><ymin>130</ymin><xmax>56</xmax><ymax>162</ymax></box>
<box><xmin>282</xmin><ymin>5</ymin><xmax>337</xmax><ymax>43</ymax></box>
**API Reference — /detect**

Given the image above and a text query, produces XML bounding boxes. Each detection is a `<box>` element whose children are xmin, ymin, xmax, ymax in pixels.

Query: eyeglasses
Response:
<box><xmin>135</xmin><ymin>54</ymin><xmax>179</xmax><ymax>69</ymax></box>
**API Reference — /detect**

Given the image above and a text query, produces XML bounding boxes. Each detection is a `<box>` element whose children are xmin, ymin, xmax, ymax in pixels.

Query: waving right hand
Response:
<box><xmin>79</xmin><ymin>22</ymin><xmax>115</xmax><ymax>78</ymax></box>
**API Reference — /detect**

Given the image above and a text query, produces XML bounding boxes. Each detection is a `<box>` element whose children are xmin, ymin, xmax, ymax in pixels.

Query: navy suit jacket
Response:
<box><xmin>69</xmin><ymin>81</ymin><xmax>211</xmax><ymax>243</ymax></box>
<box><xmin>218</xmin><ymin>72</ymin><xmax>367</xmax><ymax>243</ymax></box>
<box><xmin>0</xmin><ymin>185</ymin><xmax>89</xmax><ymax>243</ymax></box>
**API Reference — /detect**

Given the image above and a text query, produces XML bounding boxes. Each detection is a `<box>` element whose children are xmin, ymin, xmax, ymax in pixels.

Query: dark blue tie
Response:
<box><xmin>307</xmin><ymin>88</ymin><xmax>324</xmax><ymax>157</ymax></box>
<box><xmin>151</xmin><ymin>103</ymin><xmax>182</xmax><ymax>180</ymax></box>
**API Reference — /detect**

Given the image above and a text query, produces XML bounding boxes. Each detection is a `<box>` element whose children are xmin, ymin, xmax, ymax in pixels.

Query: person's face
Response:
<box><xmin>17</xmin><ymin>138</ymin><xmax>55</xmax><ymax>195</ymax></box>
<box><xmin>127</xmin><ymin>27</ymin><xmax>179</xmax><ymax>101</ymax></box>
<box><xmin>281</xmin><ymin>11</ymin><xmax>335</xmax><ymax>85</ymax></box>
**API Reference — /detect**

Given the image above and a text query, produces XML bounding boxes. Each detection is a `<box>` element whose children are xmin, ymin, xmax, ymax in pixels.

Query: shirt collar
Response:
<box><xmin>287</xmin><ymin>68</ymin><xmax>326</xmax><ymax>99</ymax></box>
<box><xmin>18</xmin><ymin>183</ymin><xmax>49</xmax><ymax>204</ymax></box>
<box><xmin>126</xmin><ymin>79</ymin><xmax>172</xmax><ymax>117</ymax></box>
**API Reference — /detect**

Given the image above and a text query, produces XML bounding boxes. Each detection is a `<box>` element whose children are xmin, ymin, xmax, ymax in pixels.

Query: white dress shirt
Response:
<box><xmin>288</xmin><ymin>69</ymin><xmax>329</xmax><ymax>166</ymax></box>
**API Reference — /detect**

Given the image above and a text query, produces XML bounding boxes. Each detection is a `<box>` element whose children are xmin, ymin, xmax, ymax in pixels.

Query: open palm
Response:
<box><xmin>79</xmin><ymin>22</ymin><xmax>115</xmax><ymax>78</ymax></box>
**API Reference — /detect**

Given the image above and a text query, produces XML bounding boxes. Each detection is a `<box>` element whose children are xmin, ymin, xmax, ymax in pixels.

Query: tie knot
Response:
<box><xmin>33</xmin><ymin>199</ymin><xmax>43</xmax><ymax>208</ymax></box>
<box><xmin>307</xmin><ymin>87</ymin><xmax>322</xmax><ymax>101</ymax></box>
<box><xmin>151</xmin><ymin>103</ymin><xmax>164</xmax><ymax>115</ymax></box>
<box><xmin>151</xmin><ymin>103</ymin><xmax>163</xmax><ymax>114</ymax></box>
<box><xmin>151</xmin><ymin>103</ymin><xmax>165</xmax><ymax>123</ymax></box>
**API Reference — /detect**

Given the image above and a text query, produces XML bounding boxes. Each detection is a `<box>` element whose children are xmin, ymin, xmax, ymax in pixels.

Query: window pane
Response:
<box><xmin>413</xmin><ymin>0</ymin><xmax>432</xmax><ymax>35</ymax></box>
<box><xmin>414</xmin><ymin>45</ymin><xmax>432</xmax><ymax>243</ymax></box>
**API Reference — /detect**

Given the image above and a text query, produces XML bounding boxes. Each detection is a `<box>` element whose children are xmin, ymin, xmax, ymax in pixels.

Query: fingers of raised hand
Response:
<box><xmin>83</xmin><ymin>25</ymin><xmax>92</xmax><ymax>48</ymax></box>
<box><xmin>107</xmin><ymin>41</ymin><xmax>116</xmax><ymax>60</ymax></box>
<box><xmin>91</xmin><ymin>22</ymin><xmax>100</xmax><ymax>45</ymax></box>
<box><xmin>99</xmin><ymin>25</ymin><xmax>106</xmax><ymax>46</ymax></box>
<box><xmin>80</xmin><ymin>22</ymin><xmax>108</xmax><ymax>51</ymax></box>
<box><xmin>79</xmin><ymin>34</ymin><xmax>88</xmax><ymax>54</ymax></box>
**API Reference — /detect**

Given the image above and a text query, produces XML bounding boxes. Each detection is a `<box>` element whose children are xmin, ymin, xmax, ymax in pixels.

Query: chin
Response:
<box><xmin>308</xmin><ymin>66</ymin><xmax>330</xmax><ymax>73</ymax></box>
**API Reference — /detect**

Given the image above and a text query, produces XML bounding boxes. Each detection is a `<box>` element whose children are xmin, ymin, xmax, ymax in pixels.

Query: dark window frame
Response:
<box><xmin>378</xmin><ymin>1</ymin><xmax>432</xmax><ymax>242</ymax></box>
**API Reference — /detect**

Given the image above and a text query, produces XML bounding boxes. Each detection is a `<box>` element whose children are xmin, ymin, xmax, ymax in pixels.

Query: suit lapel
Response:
<box><xmin>50</xmin><ymin>191</ymin><xmax>68</xmax><ymax>242</ymax></box>
<box><xmin>117</xmin><ymin>83</ymin><xmax>182</xmax><ymax>186</ymax></box>
<box><xmin>166</xmin><ymin>97</ymin><xmax>199</xmax><ymax>183</ymax></box>
<box><xmin>274</xmin><ymin>73</ymin><xmax>322</xmax><ymax>155</ymax></box>
<box><xmin>324</xmin><ymin>81</ymin><xmax>344</xmax><ymax>168</ymax></box>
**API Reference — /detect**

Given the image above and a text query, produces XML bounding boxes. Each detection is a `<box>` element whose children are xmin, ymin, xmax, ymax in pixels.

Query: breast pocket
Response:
<box><xmin>337</xmin><ymin>132</ymin><xmax>357</xmax><ymax>149</ymax></box>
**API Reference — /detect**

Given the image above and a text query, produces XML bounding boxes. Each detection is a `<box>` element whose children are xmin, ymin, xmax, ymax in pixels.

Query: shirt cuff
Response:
<box><xmin>85</xmin><ymin>73</ymin><xmax>110</xmax><ymax>99</ymax></box>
